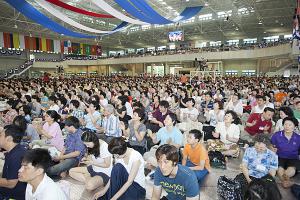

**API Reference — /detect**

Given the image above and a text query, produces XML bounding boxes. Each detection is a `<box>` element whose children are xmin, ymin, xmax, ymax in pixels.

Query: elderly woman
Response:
<box><xmin>0</xmin><ymin>100</ymin><xmax>18</xmax><ymax>127</ymax></box>
<box><xmin>235</xmin><ymin>134</ymin><xmax>279</xmax><ymax>198</ymax></box>
<box><xmin>207</xmin><ymin>110</ymin><xmax>241</xmax><ymax>157</ymax></box>
<box><xmin>271</xmin><ymin>117</ymin><xmax>300</xmax><ymax>188</ymax></box>
<box><xmin>98</xmin><ymin>104</ymin><xmax>122</xmax><ymax>143</ymax></box>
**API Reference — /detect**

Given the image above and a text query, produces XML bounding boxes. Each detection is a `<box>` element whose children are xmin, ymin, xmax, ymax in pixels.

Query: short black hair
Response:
<box><xmin>189</xmin><ymin>129</ymin><xmax>203</xmax><ymax>141</ymax></box>
<box><xmin>64</xmin><ymin>116</ymin><xmax>80</xmax><ymax>129</ymax></box>
<box><xmin>48</xmin><ymin>95</ymin><xmax>57</xmax><ymax>103</ymax></box>
<box><xmin>166</xmin><ymin>113</ymin><xmax>177</xmax><ymax>125</ymax></box>
<box><xmin>13</xmin><ymin>115</ymin><xmax>28</xmax><ymax>133</ymax></box>
<box><xmin>46</xmin><ymin>110</ymin><xmax>61</xmax><ymax>122</ymax></box>
<box><xmin>254</xmin><ymin>134</ymin><xmax>271</xmax><ymax>146</ymax></box>
<box><xmin>263</xmin><ymin>107</ymin><xmax>275</xmax><ymax>113</ymax></box>
<box><xmin>279</xmin><ymin>106</ymin><xmax>294</xmax><ymax>118</ymax></box>
<box><xmin>159</xmin><ymin>100</ymin><xmax>169</xmax><ymax>109</ymax></box>
<box><xmin>70</xmin><ymin>99</ymin><xmax>80</xmax><ymax>109</ymax></box>
<box><xmin>186</xmin><ymin>98</ymin><xmax>195</xmax><ymax>105</ymax></box>
<box><xmin>155</xmin><ymin>144</ymin><xmax>179</xmax><ymax>165</ymax></box>
<box><xmin>133</xmin><ymin>108</ymin><xmax>145</xmax><ymax>121</ymax></box>
<box><xmin>282</xmin><ymin>117</ymin><xmax>299</xmax><ymax>127</ymax></box>
<box><xmin>108</xmin><ymin>137</ymin><xmax>127</xmax><ymax>155</ymax></box>
<box><xmin>21</xmin><ymin>105</ymin><xmax>31</xmax><ymax>115</ymax></box>
<box><xmin>22</xmin><ymin>149</ymin><xmax>52</xmax><ymax>172</ymax></box>
<box><xmin>256</xmin><ymin>95</ymin><xmax>266</xmax><ymax>101</ymax></box>
<box><xmin>3</xmin><ymin>125</ymin><xmax>25</xmax><ymax>143</ymax></box>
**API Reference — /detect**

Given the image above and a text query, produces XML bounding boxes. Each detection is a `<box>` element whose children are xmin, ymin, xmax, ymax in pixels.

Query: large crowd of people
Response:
<box><xmin>0</xmin><ymin>74</ymin><xmax>299</xmax><ymax>199</ymax></box>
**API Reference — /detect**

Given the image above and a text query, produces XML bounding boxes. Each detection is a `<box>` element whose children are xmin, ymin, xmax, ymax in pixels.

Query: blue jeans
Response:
<box><xmin>186</xmin><ymin>160</ymin><xmax>209</xmax><ymax>185</ymax></box>
<box><xmin>47</xmin><ymin>158</ymin><xmax>78</xmax><ymax>177</ymax></box>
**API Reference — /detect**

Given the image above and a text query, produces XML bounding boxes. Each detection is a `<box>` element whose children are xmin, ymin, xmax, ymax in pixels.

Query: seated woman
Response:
<box><xmin>69</xmin><ymin>131</ymin><xmax>112</xmax><ymax>191</ymax></box>
<box><xmin>145</xmin><ymin>113</ymin><xmax>183</xmax><ymax>168</ymax></box>
<box><xmin>13</xmin><ymin>115</ymin><xmax>39</xmax><ymax>144</ymax></box>
<box><xmin>203</xmin><ymin>101</ymin><xmax>225</xmax><ymax>141</ymax></box>
<box><xmin>237</xmin><ymin>134</ymin><xmax>279</xmax><ymax>198</ymax></box>
<box><xmin>0</xmin><ymin>100</ymin><xmax>18</xmax><ymax>127</ymax></box>
<box><xmin>94</xmin><ymin>137</ymin><xmax>146</xmax><ymax>200</ymax></box>
<box><xmin>120</xmin><ymin>108</ymin><xmax>147</xmax><ymax>155</ymax></box>
<box><xmin>271</xmin><ymin>117</ymin><xmax>300</xmax><ymax>188</ymax></box>
<box><xmin>33</xmin><ymin>110</ymin><xmax>64</xmax><ymax>151</ymax></box>
<box><xmin>274</xmin><ymin>106</ymin><xmax>294</xmax><ymax>133</ymax></box>
<box><xmin>207</xmin><ymin>110</ymin><xmax>240</xmax><ymax>157</ymax></box>
<box><xmin>182</xmin><ymin>129</ymin><xmax>210</xmax><ymax>185</ymax></box>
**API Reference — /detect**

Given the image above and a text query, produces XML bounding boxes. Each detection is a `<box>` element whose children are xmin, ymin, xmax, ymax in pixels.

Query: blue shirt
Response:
<box><xmin>154</xmin><ymin>164</ymin><xmax>199</xmax><ymax>200</ymax></box>
<box><xmin>242</xmin><ymin>147</ymin><xmax>278</xmax><ymax>178</ymax></box>
<box><xmin>156</xmin><ymin>127</ymin><xmax>183</xmax><ymax>147</ymax></box>
<box><xmin>271</xmin><ymin>131</ymin><xmax>300</xmax><ymax>160</ymax></box>
<box><xmin>64</xmin><ymin>129</ymin><xmax>86</xmax><ymax>161</ymax></box>
<box><xmin>84</xmin><ymin>111</ymin><xmax>101</xmax><ymax>131</ymax></box>
<box><xmin>201</xmin><ymin>100</ymin><xmax>214</xmax><ymax>110</ymax></box>
<box><xmin>1</xmin><ymin>144</ymin><xmax>27</xmax><ymax>200</ymax></box>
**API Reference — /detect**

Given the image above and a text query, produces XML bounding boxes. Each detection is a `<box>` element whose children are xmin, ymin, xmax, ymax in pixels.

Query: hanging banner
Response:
<box><xmin>0</xmin><ymin>32</ymin><xmax>4</xmax><ymax>47</ymax></box>
<box><xmin>19</xmin><ymin>34</ymin><xmax>25</xmax><ymax>49</ymax></box>
<box><xmin>91</xmin><ymin>0</ymin><xmax>148</xmax><ymax>25</ymax></box>
<box><xmin>5</xmin><ymin>0</ymin><xmax>97</xmax><ymax>38</ymax></box>
<box><xmin>34</xmin><ymin>0</ymin><xmax>128</xmax><ymax>34</ymax></box>
<box><xmin>45</xmin><ymin>0</ymin><xmax>114</xmax><ymax>18</ymax></box>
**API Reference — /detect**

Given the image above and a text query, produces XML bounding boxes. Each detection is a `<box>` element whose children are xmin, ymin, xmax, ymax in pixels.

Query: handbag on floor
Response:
<box><xmin>208</xmin><ymin>150</ymin><xmax>226</xmax><ymax>169</ymax></box>
<box><xmin>217</xmin><ymin>175</ymin><xmax>242</xmax><ymax>200</ymax></box>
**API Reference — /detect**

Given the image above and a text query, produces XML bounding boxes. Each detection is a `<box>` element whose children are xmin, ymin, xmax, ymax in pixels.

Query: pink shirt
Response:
<box><xmin>43</xmin><ymin>122</ymin><xmax>64</xmax><ymax>151</ymax></box>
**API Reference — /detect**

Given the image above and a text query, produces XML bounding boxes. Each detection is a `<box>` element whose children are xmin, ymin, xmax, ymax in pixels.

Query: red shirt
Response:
<box><xmin>244</xmin><ymin>113</ymin><xmax>272</xmax><ymax>136</ymax></box>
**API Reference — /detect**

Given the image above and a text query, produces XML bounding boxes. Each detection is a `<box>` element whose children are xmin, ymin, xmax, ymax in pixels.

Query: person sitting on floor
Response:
<box><xmin>120</xmin><ymin>108</ymin><xmax>147</xmax><ymax>155</ymax></box>
<box><xmin>0</xmin><ymin>125</ymin><xmax>27</xmax><ymax>200</ymax></box>
<box><xmin>271</xmin><ymin>117</ymin><xmax>300</xmax><ymax>188</ymax></box>
<box><xmin>207</xmin><ymin>110</ymin><xmax>241</xmax><ymax>157</ymax></box>
<box><xmin>182</xmin><ymin>129</ymin><xmax>210</xmax><ymax>185</ymax></box>
<box><xmin>18</xmin><ymin>148</ymin><xmax>67</xmax><ymax>200</ymax></box>
<box><xmin>93</xmin><ymin>137</ymin><xmax>146</xmax><ymax>200</ymax></box>
<box><xmin>69</xmin><ymin>131</ymin><xmax>112</xmax><ymax>191</ymax></box>
<box><xmin>243</xmin><ymin>107</ymin><xmax>274</xmax><ymax>141</ymax></box>
<box><xmin>151</xmin><ymin>144</ymin><xmax>200</xmax><ymax>200</ymax></box>
<box><xmin>47</xmin><ymin>116</ymin><xmax>86</xmax><ymax>179</ymax></box>
<box><xmin>237</xmin><ymin>134</ymin><xmax>279</xmax><ymax>197</ymax></box>
<box><xmin>145</xmin><ymin>113</ymin><xmax>183</xmax><ymax>168</ymax></box>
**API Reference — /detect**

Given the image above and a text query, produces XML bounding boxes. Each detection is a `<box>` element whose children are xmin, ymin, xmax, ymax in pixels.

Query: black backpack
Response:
<box><xmin>208</xmin><ymin>151</ymin><xmax>226</xmax><ymax>169</ymax></box>
<box><xmin>217</xmin><ymin>175</ymin><xmax>242</xmax><ymax>200</ymax></box>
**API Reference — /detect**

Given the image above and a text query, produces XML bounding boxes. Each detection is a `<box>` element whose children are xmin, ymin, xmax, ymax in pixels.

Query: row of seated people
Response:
<box><xmin>0</xmin><ymin>75</ymin><xmax>298</xmax><ymax>199</ymax></box>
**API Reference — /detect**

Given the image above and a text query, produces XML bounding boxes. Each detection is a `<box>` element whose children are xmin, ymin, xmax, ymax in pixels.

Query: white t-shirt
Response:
<box><xmin>180</xmin><ymin>107</ymin><xmax>199</xmax><ymax>121</ymax></box>
<box><xmin>125</xmin><ymin>102</ymin><xmax>133</xmax><ymax>117</ymax></box>
<box><xmin>49</xmin><ymin>104</ymin><xmax>60</xmax><ymax>112</ymax></box>
<box><xmin>92</xmin><ymin>140</ymin><xmax>113</xmax><ymax>176</ymax></box>
<box><xmin>115</xmin><ymin>149</ymin><xmax>145</xmax><ymax>188</ymax></box>
<box><xmin>26</xmin><ymin>174</ymin><xmax>67</xmax><ymax>200</ymax></box>
<box><xmin>215</xmin><ymin>122</ymin><xmax>240</xmax><ymax>145</ymax></box>
<box><xmin>100</xmin><ymin>99</ymin><xmax>108</xmax><ymax>107</ymax></box>
<box><xmin>252</xmin><ymin>105</ymin><xmax>266</xmax><ymax>114</ymax></box>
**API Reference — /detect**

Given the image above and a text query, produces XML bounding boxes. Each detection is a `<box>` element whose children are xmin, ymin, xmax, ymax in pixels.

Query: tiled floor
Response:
<box><xmin>64</xmin><ymin>152</ymin><xmax>300</xmax><ymax>200</ymax></box>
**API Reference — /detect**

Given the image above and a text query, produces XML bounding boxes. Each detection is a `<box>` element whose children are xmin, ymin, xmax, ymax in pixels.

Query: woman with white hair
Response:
<box><xmin>98</xmin><ymin>104</ymin><xmax>122</xmax><ymax>143</ymax></box>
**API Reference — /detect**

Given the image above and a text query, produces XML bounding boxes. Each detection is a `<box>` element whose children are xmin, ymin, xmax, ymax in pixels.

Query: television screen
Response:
<box><xmin>168</xmin><ymin>31</ymin><xmax>184</xmax><ymax>42</ymax></box>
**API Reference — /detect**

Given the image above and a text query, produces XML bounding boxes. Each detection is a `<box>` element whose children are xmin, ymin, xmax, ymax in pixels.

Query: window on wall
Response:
<box><xmin>227</xmin><ymin>40</ymin><xmax>239</xmax><ymax>45</ymax></box>
<box><xmin>217</xmin><ymin>10</ymin><xmax>232</xmax><ymax>18</ymax></box>
<box><xmin>242</xmin><ymin>70</ymin><xmax>256</xmax><ymax>76</ymax></box>
<box><xmin>147</xmin><ymin>47</ymin><xmax>155</xmax><ymax>52</ymax></box>
<box><xmin>263</xmin><ymin>36</ymin><xmax>279</xmax><ymax>42</ymax></box>
<box><xmin>199</xmin><ymin>14</ymin><xmax>213</xmax><ymax>21</ymax></box>
<box><xmin>209</xmin><ymin>41</ymin><xmax>221</xmax><ymax>47</ymax></box>
<box><xmin>225</xmin><ymin>70</ymin><xmax>238</xmax><ymax>76</ymax></box>
<box><xmin>244</xmin><ymin>38</ymin><xmax>257</xmax><ymax>44</ymax></box>
<box><xmin>284</xmin><ymin>34</ymin><xmax>293</xmax><ymax>39</ymax></box>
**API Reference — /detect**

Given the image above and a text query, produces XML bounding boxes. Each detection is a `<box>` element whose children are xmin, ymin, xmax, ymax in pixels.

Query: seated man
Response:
<box><xmin>0</xmin><ymin>125</ymin><xmax>27</xmax><ymax>200</ymax></box>
<box><xmin>251</xmin><ymin>95</ymin><xmax>266</xmax><ymax>114</ymax></box>
<box><xmin>18</xmin><ymin>148</ymin><xmax>67</xmax><ymax>199</ymax></box>
<box><xmin>47</xmin><ymin>116</ymin><xmax>86</xmax><ymax>178</ymax></box>
<box><xmin>243</xmin><ymin>107</ymin><xmax>274</xmax><ymax>141</ymax></box>
<box><xmin>151</xmin><ymin>144</ymin><xmax>199</xmax><ymax>200</ymax></box>
<box><xmin>147</xmin><ymin>100</ymin><xmax>172</xmax><ymax>133</ymax></box>
<box><xmin>238</xmin><ymin>134</ymin><xmax>279</xmax><ymax>197</ymax></box>
<box><xmin>98</xmin><ymin>104</ymin><xmax>122</xmax><ymax>144</ymax></box>
<box><xmin>182</xmin><ymin>129</ymin><xmax>210</xmax><ymax>184</ymax></box>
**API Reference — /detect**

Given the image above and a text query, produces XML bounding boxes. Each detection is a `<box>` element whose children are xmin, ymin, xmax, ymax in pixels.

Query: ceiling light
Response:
<box><xmin>235</xmin><ymin>27</ymin><xmax>239</xmax><ymax>31</ymax></box>
<box><xmin>186</xmin><ymin>0</ymin><xmax>189</xmax><ymax>1</ymax></box>
<box><xmin>258</xmin><ymin>20</ymin><xmax>262</xmax><ymax>25</ymax></box>
<box><xmin>204</xmin><ymin>2</ymin><xmax>209</xmax><ymax>6</ymax></box>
